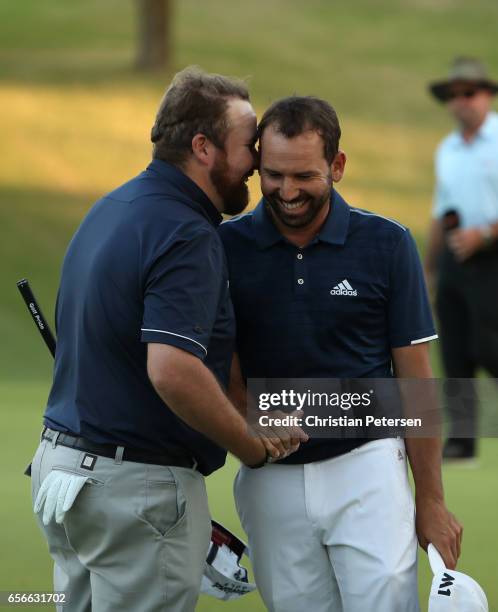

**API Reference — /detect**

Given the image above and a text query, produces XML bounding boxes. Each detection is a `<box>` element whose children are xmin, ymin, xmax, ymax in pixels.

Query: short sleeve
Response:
<box><xmin>141</xmin><ymin>229</ymin><xmax>224</xmax><ymax>360</ymax></box>
<box><xmin>388</xmin><ymin>230</ymin><xmax>438</xmax><ymax>348</ymax></box>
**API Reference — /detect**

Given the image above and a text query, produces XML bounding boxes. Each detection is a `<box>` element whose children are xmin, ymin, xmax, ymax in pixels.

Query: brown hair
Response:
<box><xmin>258</xmin><ymin>96</ymin><xmax>341</xmax><ymax>163</ymax></box>
<box><xmin>151</xmin><ymin>66</ymin><xmax>250</xmax><ymax>167</ymax></box>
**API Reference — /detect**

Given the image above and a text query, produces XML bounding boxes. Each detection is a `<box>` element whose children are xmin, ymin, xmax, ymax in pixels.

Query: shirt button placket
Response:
<box><xmin>295</xmin><ymin>250</ymin><xmax>307</xmax><ymax>294</ymax></box>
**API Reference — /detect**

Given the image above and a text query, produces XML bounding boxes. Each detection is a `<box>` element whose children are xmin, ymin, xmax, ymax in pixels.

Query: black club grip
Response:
<box><xmin>17</xmin><ymin>278</ymin><xmax>56</xmax><ymax>358</ymax></box>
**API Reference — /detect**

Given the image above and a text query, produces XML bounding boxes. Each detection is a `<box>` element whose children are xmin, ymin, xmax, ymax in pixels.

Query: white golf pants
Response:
<box><xmin>234</xmin><ymin>438</ymin><xmax>420</xmax><ymax>612</ymax></box>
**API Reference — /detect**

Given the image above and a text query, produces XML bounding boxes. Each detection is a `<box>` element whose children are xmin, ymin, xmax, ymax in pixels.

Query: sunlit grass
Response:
<box><xmin>0</xmin><ymin>83</ymin><xmax>441</xmax><ymax>230</ymax></box>
<box><xmin>1</xmin><ymin>1</ymin><xmax>498</xmax><ymax>609</ymax></box>
<box><xmin>0</xmin><ymin>84</ymin><xmax>152</xmax><ymax>195</ymax></box>
<box><xmin>1</xmin><ymin>382</ymin><xmax>497</xmax><ymax>611</ymax></box>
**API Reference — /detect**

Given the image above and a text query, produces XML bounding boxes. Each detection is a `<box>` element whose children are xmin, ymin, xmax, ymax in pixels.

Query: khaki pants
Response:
<box><xmin>31</xmin><ymin>437</ymin><xmax>211</xmax><ymax>612</ymax></box>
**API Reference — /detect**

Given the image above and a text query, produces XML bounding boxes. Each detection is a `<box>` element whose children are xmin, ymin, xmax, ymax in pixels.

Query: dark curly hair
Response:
<box><xmin>258</xmin><ymin>96</ymin><xmax>341</xmax><ymax>163</ymax></box>
<box><xmin>151</xmin><ymin>66</ymin><xmax>250</xmax><ymax>167</ymax></box>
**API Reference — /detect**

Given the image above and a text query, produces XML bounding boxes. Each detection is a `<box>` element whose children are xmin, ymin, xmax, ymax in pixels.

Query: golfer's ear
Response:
<box><xmin>191</xmin><ymin>133</ymin><xmax>215</xmax><ymax>167</ymax></box>
<box><xmin>331</xmin><ymin>150</ymin><xmax>346</xmax><ymax>183</ymax></box>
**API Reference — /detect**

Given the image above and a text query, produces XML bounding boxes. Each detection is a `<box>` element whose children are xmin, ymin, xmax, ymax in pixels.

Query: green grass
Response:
<box><xmin>1</xmin><ymin>1</ymin><xmax>498</xmax><ymax>608</ymax></box>
<box><xmin>1</xmin><ymin>0</ymin><xmax>498</xmax><ymax>123</ymax></box>
<box><xmin>1</xmin><ymin>382</ymin><xmax>497</xmax><ymax>610</ymax></box>
<box><xmin>1</xmin><ymin>0</ymin><xmax>497</xmax><ymax>381</ymax></box>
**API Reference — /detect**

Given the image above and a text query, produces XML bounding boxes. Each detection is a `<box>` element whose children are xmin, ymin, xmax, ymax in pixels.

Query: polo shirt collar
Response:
<box><xmin>147</xmin><ymin>159</ymin><xmax>223</xmax><ymax>227</ymax></box>
<box><xmin>318</xmin><ymin>190</ymin><xmax>350</xmax><ymax>245</ymax></box>
<box><xmin>252</xmin><ymin>189</ymin><xmax>350</xmax><ymax>249</ymax></box>
<box><xmin>252</xmin><ymin>199</ymin><xmax>283</xmax><ymax>249</ymax></box>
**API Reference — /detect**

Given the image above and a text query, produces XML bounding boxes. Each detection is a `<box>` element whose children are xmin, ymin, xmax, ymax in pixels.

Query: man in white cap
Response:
<box><xmin>425</xmin><ymin>57</ymin><xmax>498</xmax><ymax>460</ymax></box>
<box><xmin>428</xmin><ymin>543</ymin><xmax>488</xmax><ymax>611</ymax></box>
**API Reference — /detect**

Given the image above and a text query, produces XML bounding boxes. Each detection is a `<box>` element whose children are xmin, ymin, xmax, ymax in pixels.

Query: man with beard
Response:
<box><xmin>29</xmin><ymin>67</ymin><xmax>287</xmax><ymax>612</ymax></box>
<box><xmin>219</xmin><ymin>96</ymin><xmax>462</xmax><ymax>612</ymax></box>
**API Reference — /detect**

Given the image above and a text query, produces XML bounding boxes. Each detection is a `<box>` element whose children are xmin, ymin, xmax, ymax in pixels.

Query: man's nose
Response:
<box><xmin>280</xmin><ymin>178</ymin><xmax>299</xmax><ymax>201</ymax></box>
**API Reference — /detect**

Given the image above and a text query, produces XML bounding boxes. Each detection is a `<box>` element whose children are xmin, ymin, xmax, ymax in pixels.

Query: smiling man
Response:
<box><xmin>219</xmin><ymin>96</ymin><xmax>462</xmax><ymax>612</ymax></box>
<box><xmin>259</xmin><ymin>117</ymin><xmax>344</xmax><ymax>245</ymax></box>
<box><xmin>29</xmin><ymin>67</ymin><xmax>273</xmax><ymax>612</ymax></box>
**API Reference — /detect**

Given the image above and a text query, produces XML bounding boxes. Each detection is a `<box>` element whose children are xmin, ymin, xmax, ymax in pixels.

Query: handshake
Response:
<box><xmin>251</xmin><ymin>410</ymin><xmax>309</xmax><ymax>464</ymax></box>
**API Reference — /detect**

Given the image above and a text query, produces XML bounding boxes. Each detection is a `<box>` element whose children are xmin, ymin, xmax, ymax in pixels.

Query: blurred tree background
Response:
<box><xmin>136</xmin><ymin>0</ymin><xmax>173</xmax><ymax>70</ymax></box>
<box><xmin>1</xmin><ymin>0</ymin><xmax>497</xmax><ymax>380</ymax></box>
<box><xmin>1</xmin><ymin>2</ymin><xmax>497</xmax><ymax>609</ymax></box>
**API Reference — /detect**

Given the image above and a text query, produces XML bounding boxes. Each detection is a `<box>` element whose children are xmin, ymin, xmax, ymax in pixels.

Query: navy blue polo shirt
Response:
<box><xmin>219</xmin><ymin>190</ymin><xmax>437</xmax><ymax>463</ymax></box>
<box><xmin>44</xmin><ymin>159</ymin><xmax>234</xmax><ymax>475</ymax></box>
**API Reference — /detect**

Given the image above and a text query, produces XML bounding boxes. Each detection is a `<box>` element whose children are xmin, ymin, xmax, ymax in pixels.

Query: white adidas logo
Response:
<box><xmin>330</xmin><ymin>279</ymin><xmax>357</xmax><ymax>296</ymax></box>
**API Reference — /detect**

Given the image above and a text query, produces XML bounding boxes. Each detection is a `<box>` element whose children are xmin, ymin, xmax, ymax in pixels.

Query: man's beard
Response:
<box><xmin>265</xmin><ymin>182</ymin><xmax>332</xmax><ymax>229</ymax></box>
<box><xmin>210</xmin><ymin>152</ymin><xmax>250</xmax><ymax>216</ymax></box>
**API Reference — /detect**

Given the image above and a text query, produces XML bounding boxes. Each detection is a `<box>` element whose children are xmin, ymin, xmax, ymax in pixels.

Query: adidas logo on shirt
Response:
<box><xmin>330</xmin><ymin>279</ymin><xmax>357</xmax><ymax>296</ymax></box>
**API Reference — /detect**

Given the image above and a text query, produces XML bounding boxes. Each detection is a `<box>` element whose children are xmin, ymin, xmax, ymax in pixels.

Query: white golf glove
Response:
<box><xmin>34</xmin><ymin>470</ymin><xmax>89</xmax><ymax>525</ymax></box>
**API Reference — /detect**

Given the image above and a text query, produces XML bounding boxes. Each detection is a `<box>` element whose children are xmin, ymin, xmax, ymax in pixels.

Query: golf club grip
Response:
<box><xmin>17</xmin><ymin>278</ymin><xmax>57</xmax><ymax>358</ymax></box>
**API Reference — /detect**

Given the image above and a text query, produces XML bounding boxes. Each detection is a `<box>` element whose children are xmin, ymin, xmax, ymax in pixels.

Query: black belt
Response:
<box><xmin>42</xmin><ymin>427</ymin><xmax>198</xmax><ymax>470</ymax></box>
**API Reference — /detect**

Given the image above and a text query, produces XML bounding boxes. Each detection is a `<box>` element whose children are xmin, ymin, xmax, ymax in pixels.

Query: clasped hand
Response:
<box><xmin>252</xmin><ymin>410</ymin><xmax>309</xmax><ymax>462</ymax></box>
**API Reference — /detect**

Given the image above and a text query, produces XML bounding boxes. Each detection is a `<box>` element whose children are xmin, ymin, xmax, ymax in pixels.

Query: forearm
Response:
<box><xmin>148</xmin><ymin>344</ymin><xmax>265</xmax><ymax>466</ymax></box>
<box><xmin>392</xmin><ymin>344</ymin><xmax>444</xmax><ymax>501</ymax></box>
<box><xmin>391</xmin><ymin>313</ymin><xmax>462</xmax><ymax>566</ymax></box>
<box><xmin>424</xmin><ymin>218</ymin><xmax>444</xmax><ymax>275</ymax></box>
<box><xmin>405</xmin><ymin>437</ymin><xmax>444</xmax><ymax>502</ymax></box>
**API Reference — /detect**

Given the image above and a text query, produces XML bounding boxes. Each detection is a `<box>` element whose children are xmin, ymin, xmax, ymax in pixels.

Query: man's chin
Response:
<box><xmin>277</xmin><ymin>214</ymin><xmax>314</xmax><ymax>228</ymax></box>
<box><xmin>267</xmin><ymin>200</ymin><xmax>315</xmax><ymax>228</ymax></box>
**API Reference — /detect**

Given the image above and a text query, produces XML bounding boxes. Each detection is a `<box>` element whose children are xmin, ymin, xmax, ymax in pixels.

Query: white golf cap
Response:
<box><xmin>200</xmin><ymin>520</ymin><xmax>256</xmax><ymax>601</ymax></box>
<box><xmin>428</xmin><ymin>544</ymin><xmax>488</xmax><ymax>612</ymax></box>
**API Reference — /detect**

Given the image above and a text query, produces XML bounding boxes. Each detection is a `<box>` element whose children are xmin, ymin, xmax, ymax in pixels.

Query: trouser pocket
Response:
<box><xmin>140</xmin><ymin>468</ymin><xmax>186</xmax><ymax>537</ymax></box>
